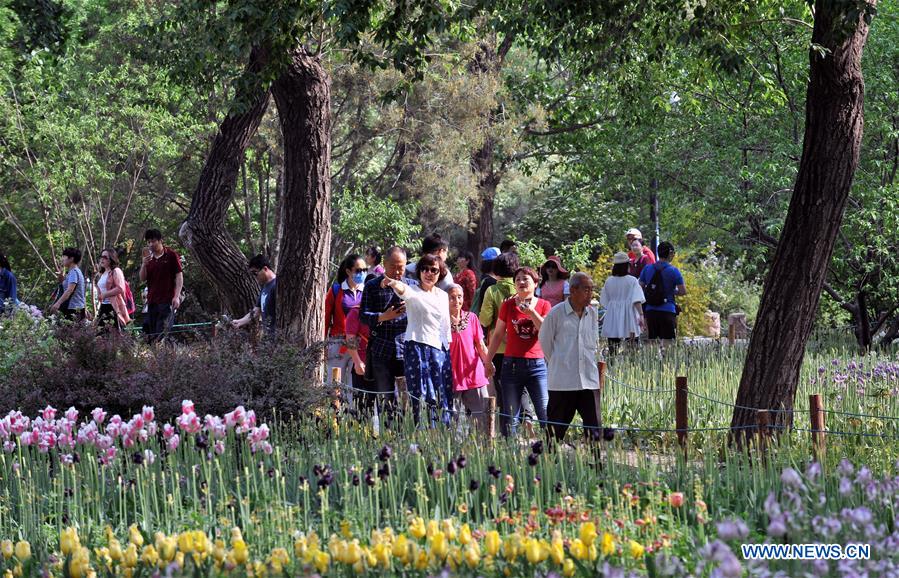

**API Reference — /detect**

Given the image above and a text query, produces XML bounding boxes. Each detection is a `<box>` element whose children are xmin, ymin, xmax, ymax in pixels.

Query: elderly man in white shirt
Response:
<box><xmin>538</xmin><ymin>272</ymin><xmax>602</xmax><ymax>442</ymax></box>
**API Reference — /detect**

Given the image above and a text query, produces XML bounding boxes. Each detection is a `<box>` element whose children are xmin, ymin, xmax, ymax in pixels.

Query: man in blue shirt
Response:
<box><xmin>0</xmin><ymin>252</ymin><xmax>17</xmax><ymax>314</ymax></box>
<box><xmin>231</xmin><ymin>254</ymin><xmax>277</xmax><ymax>337</ymax></box>
<box><xmin>360</xmin><ymin>246</ymin><xmax>409</xmax><ymax>418</ymax></box>
<box><xmin>638</xmin><ymin>241</ymin><xmax>686</xmax><ymax>346</ymax></box>
<box><xmin>48</xmin><ymin>247</ymin><xmax>86</xmax><ymax>322</ymax></box>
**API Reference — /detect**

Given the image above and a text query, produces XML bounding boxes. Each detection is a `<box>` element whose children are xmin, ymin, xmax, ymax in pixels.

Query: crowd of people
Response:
<box><xmin>312</xmin><ymin>229</ymin><xmax>686</xmax><ymax>440</ymax></box>
<box><xmin>0</xmin><ymin>227</ymin><xmax>687</xmax><ymax>440</ymax></box>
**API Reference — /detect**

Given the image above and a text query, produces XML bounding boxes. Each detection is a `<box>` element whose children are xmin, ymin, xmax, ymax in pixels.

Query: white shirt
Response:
<box><xmin>98</xmin><ymin>272</ymin><xmax>111</xmax><ymax>304</ymax></box>
<box><xmin>393</xmin><ymin>280</ymin><xmax>452</xmax><ymax>350</ymax></box>
<box><xmin>538</xmin><ymin>300</ymin><xmax>600</xmax><ymax>391</ymax></box>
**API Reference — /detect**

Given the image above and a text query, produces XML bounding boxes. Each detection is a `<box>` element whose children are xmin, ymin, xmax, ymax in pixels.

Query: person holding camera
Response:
<box><xmin>486</xmin><ymin>266</ymin><xmax>551</xmax><ymax>436</ymax></box>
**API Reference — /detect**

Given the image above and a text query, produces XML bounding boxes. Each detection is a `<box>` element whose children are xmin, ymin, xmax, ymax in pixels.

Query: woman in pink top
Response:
<box><xmin>448</xmin><ymin>284</ymin><xmax>494</xmax><ymax>433</ymax></box>
<box><xmin>537</xmin><ymin>256</ymin><xmax>570</xmax><ymax>307</ymax></box>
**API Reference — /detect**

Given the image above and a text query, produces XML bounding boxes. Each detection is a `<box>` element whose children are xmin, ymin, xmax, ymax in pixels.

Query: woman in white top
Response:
<box><xmin>383</xmin><ymin>253</ymin><xmax>453</xmax><ymax>426</ymax></box>
<box><xmin>94</xmin><ymin>248</ymin><xmax>131</xmax><ymax>330</ymax></box>
<box><xmin>600</xmin><ymin>252</ymin><xmax>646</xmax><ymax>353</ymax></box>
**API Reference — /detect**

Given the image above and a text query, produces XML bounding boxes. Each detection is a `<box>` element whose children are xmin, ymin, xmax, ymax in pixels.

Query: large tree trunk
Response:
<box><xmin>271</xmin><ymin>48</ymin><xmax>331</xmax><ymax>348</ymax></box>
<box><xmin>730</xmin><ymin>1</ymin><xmax>873</xmax><ymax>442</ymax></box>
<box><xmin>179</xmin><ymin>47</ymin><xmax>270</xmax><ymax>315</ymax></box>
<box><xmin>467</xmin><ymin>139</ymin><xmax>498</xmax><ymax>262</ymax></box>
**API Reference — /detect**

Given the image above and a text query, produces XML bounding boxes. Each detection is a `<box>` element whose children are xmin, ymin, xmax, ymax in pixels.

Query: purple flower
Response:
<box><xmin>780</xmin><ymin>467</ymin><xmax>803</xmax><ymax>488</ymax></box>
<box><xmin>838</xmin><ymin>459</ymin><xmax>855</xmax><ymax>476</ymax></box>
<box><xmin>716</xmin><ymin>519</ymin><xmax>749</xmax><ymax>541</ymax></box>
<box><xmin>767</xmin><ymin>515</ymin><xmax>787</xmax><ymax>537</ymax></box>
<box><xmin>839</xmin><ymin>477</ymin><xmax>853</xmax><ymax>496</ymax></box>
<box><xmin>843</xmin><ymin>507</ymin><xmax>872</xmax><ymax>527</ymax></box>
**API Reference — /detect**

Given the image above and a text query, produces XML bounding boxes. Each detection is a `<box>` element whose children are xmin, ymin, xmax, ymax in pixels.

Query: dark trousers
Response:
<box><xmin>146</xmin><ymin>303</ymin><xmax>174</xmax><ymax>343</ymax></box>
<box><xmin>366</xmin><ymin>355</ymin><xmax>402</xmax><ymax>422</ymax></box>
<box><xmin>546</xmin><ymin>389</ymin><xmax>602</xmax><ymax>442</ymax></box>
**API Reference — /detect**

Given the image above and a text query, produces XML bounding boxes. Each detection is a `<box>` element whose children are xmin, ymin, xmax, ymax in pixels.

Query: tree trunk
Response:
<box><xmin>270</xmin><ymin>48</ymin><xmax>331</xmax><ymax>348</ymax></box>
<box><xmin>730</xmin><ymin>1</ymin><xmax>873</xmax><ymax>442</ymax></box>
<box><xmin>179</xmin><ymin>47</ymin><xmax>270</xmax><ymax>315</ymax></box>
<box><xmin>467</xmin><ymin>138</ymin><xmax>498</xmax><ymax>263</ymax></box>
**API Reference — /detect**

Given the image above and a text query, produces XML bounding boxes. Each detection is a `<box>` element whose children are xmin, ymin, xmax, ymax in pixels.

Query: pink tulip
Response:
<box><xmin>91</xmin><ymin>408</ymin><xmax>107</xmax><ymax>425</ymax></box>
<box><xmin>167</xmin><ymin>434</ymin><xmax>181</xmax><ymax>452</ymax></box>
<box><xmin>181</xmin><ymin>400</ymin><xmax>195</xmax><ymax>415</ymax></box>
<box><xmin>163</xmin><ymin>423</ymin><xmax>176</xmax><ymax>440</ymax></box>
<box><xmin>142</xmin><ymin>406</ymin><xmax>155</xmax><ymax>423</ymax></box>
<box><xmin>64</xmin><ymin>407</ymin><xmax>79</xmax><ymax>423</ymax></box>
<box><xmin>41</xmin><ymin>405</ymin><xmax>57</xmax><ymax>421</ymax></box>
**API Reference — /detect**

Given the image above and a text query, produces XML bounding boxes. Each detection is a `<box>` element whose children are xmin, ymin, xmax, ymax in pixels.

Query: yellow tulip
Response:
<box><xmin>123</xmin><ymin>544</ymin><xmax>139</xmax><ymax>568</ymax></box>
<box><xmin>409</xmin><ymin>518</ymin><xmax>426</xmax><ymax>540</ymax></box>
<box><xmin>601</xmin><ymin>532</ymin><xmax>615</xmax><ymax>556</ymax></box>
<box><xmin>373</xmin><ymin>543</ymin><xmax>390</xmax><ymax>568</ymax></box>
<box><xmin>213</xmin><ymin>540</ymin><xmax>227</xmax><ymax>564</ymax></box>
<box><xmin>569</xmin><ymin>538</ymin><xmax>587</xmax><ymax>561</ymax></box>
<box><xmin>629</xmin><ymin>540</ymin><xmax>645</xmax><ymax>559</ymax></box>
<box><xmin>178</xmin><ymin>533</ymin><xmax>194</xmax><ymax>554</ymax></box>
<box><xmin>562</xmin><ymin>558</ymin><xmax>576</xmax><ymax>577</ymax></box>
<box><xmin>13</xmin><ymin>541</ymin><xmax>30</xmax><ymax>562</ymax></box>
<box><xmin>426</xmin><ymin>520</ymin><xmax>440</xmax><ymax>539</ymax></box>
<box><xmin>550</xmin><ymin>533</ymin><xmax>565</xmax><ymax>566</ymax></box>
<box><xmin>231</xmin><ymin>528</ymin><xmax>244</xmax><ymax>544</ymax></box>
<box><xmin>108</xmin><ymin>540</ymin><xmax>123</xmax><ymax>562</ymax></box>
<box><xmin>314</xmin><ymin>551</ymin><xmax>330</xmax><ymax>574</ymax></box>
<box><xmin>459</xmin><ymin>524</ymin><xmax>472</xmax><ymax>546</ymax></box>
<box><xmin>128</xmin><ymin>526</ymin><xmax>144</xmax><ymax>548</ymax></box>
<box><xmin>392</xmin><ymin>534</ymin><xmax>409</xmax><ymax>563</ymax></box>
<box><xmin>159</xmin><ymin>538</ymin><xmax>176</xmax><ymax>563</ymax></box>
<box><xmin>525</xmin><ymin>539</ymin><xmax>541</xmax><ymax>565</ymax></box>
<box><xmin>2</xmin><ymin>540</ymin><xmax>14</xmax><ymax>559</ymax></box>
<box><xmin>464</xmin><ymin>543</ymin><xmax>480</xmax><ymax>568</ymax></box>
<box><xmin>440</xmin><ymin>519</ymin><xmax>456</xmax><ymax>542</ymax></box>
<box><xmin>431</xmin><ymin>533</ymin><xmax>449</xmax><ymax>560</ymax></box>
<box><xmin>60</xmin><ymin>528</ymin><xmax>80</xmax><ymax>556</ymax></box>
<box><xmin>340</xmin><ymin>520</ymin><xmax>353</xmax><ymax>539</ymax></box>
<box><xmin>193</xmin><ymin>531</ymin><xmax>209</xmax><ymax>555</ymax></box>
<box><xmin>233</xmin><ymin>540</ymin><xmax>249</xmax><ymax>565</ymax></box>
<box><xmin>414</xmin><ymin>548</ymin><xmax>428</xmax><ymax>570</ymax></box>
<box><xmin>579</xmin><ymin>521</ymin><xmax>597</xmax><ymax>545</ymax></box>
<box><xmin>484</xmin><ymin>531</ymin><xmax>501</xmax><ymax>557</ymax></box>
<box><xmin>140</xmin><ymin>545</ymin><xmax>159</xmax><ymax>567</ymax></box>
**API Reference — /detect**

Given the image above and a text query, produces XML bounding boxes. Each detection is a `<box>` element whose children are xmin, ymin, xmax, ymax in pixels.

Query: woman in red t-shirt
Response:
<box><xmin>454</xmin><ymin>251</ymin><xmax>478</xmax><ymax>311</ymax></box>
<box><xmin>485</xmin><ymin>267</ymin><xmax>551</xmax><ymax>435</ymax></box>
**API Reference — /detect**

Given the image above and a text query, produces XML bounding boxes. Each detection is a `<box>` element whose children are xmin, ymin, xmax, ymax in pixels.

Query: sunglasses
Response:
<box><xmin>421</xmin><ymin>266</ymin><xmax>440</xmax><ymax>275</ymax></box>
<box><xmin>99</xmin><ymin>255</ymin><xmax>110</xmax><ymax>260</ymax></box>
<box><xmin>353</xmin><ymin>267</ymin><xmax>369</xmax><ymax>274</ymax></box>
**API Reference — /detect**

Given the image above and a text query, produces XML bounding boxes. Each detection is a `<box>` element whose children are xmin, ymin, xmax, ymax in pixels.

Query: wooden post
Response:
<box><xmin>675</xmin><ymin>376</ymin><xmax>688</xmax><ymax>458</ymax></box>
<box><xmin>809</xmin><ymin>394</ymin><xmax>826</xmax><ymax>461</ymax></box>
<box><xmin>331</xmin><ymin>367</ymin><xmax>342</xmax><ymax>413</ymax></box>
<box><xmin>728</xmin><ymin>322</ymin><xmax>736</xmax><ymax>346</ymax></box>
<box><xmin>211</xmin><ymin>323</ymin><xmax>218</xmax><ymax>339</ymax></box>
<box><xmin>487</xmin><ymin>397</ymin><xmax>496</xmax><ymax>439</ymax></box>
<box><xmin>756</xmin><ymin>410</ymin><xmax>769</xmax><ymax>462</ymax></box>
<box><xmin>396</xmin><ymin>376</ymin><xmax>409</xmax><ymax>411</ymax></box>
<box><xmin>598</xmin><ymin>361</ymin><xmax>607</xmax><ymax>394</ymax></box>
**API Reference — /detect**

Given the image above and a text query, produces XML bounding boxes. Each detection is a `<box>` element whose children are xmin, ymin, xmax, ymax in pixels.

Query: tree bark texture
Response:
<box><xmin>730</xmin><ymin>1</ymin><xmax>873</xmax><ymax>442</ymax></box>
<box><xmin>271</xmin><ymin>48</ymin><xmax>332</xmax><ymax>348</ymax></box>
<box><xmin>179</xmin><ymin>47</ymin><xmax>270</xmax><ymax>315</ymax></box>
<box><xmin>467</xmin><ymin>137</ymin><xmax>499</xmax><ymax>262</ymax></box>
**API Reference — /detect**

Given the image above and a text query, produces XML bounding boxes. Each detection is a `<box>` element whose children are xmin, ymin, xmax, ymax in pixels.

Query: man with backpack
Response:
<box><xmin>639</xmin><ymin>241</ymin><xmax>686</xmax><ymax>346</ymax></box>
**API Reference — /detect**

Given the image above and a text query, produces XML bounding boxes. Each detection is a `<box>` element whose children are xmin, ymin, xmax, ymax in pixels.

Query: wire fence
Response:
<box><xmin>325</xmin><ymin>365</ymin><xmax>899</xmax><ymax>442</ymax></box>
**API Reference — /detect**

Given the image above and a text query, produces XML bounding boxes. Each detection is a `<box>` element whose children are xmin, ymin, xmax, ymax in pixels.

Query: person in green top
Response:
<box><xmin>479</xmin><ymin>252</ymin><xmax>520</xmax><ymax>436</ymax></box>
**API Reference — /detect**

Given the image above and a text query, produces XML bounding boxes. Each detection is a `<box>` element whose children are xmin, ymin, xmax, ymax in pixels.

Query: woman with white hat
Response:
<box><xmin>600</xmin><ymin>252</ymin><xmax>646</xmax><ymax>353</ymax></box>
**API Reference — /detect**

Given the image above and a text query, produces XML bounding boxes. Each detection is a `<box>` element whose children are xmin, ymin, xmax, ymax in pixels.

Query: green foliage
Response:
<box><xmin>0</xmin><ymin>304</ymin><xmax>54</xmax><ymax>377</ymax></box>
<box><xmin>688</xmin><ymin>243</ymin><xmax>761</xmax><ymax>324</ymax></box>
<box><xmin>333</xmin><ymin>187</ymin><xmax>421</xmax><ymax>255</ymax></box>
<box><xmin>508</xmin><ymin>235</ymin><xmax>600</xmax><ymax>273</ymax></box>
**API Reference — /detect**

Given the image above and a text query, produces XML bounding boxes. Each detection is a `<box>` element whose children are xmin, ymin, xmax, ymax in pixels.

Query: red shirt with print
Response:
<box><xmin>498</xmin><ymin>297</ymin><xmax>552</xmax><ymax>358</ymax></box>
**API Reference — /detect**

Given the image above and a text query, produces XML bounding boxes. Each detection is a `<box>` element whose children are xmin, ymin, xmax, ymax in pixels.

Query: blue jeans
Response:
<box><xmin>501</xmin><ymin>357</ymin><xmax>548</xmax><ymax>435</ymax></box>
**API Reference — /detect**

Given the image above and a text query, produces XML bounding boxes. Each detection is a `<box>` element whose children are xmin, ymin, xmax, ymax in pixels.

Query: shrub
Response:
<box><xmin>0</xmin><ymin>320</ymin><xmax>328</xmax><ymax>420</ymax></box>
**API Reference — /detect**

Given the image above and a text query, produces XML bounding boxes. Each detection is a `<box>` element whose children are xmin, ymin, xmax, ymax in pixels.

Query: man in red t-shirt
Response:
<box><xmin>139</xmin><ymin>229</ymin><xmax>183</xmax><ymax>343</ymax></box>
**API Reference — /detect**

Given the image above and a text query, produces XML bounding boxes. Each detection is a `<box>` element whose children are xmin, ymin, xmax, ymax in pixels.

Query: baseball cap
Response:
<box><xmin>480</xmin><ymin>247</ymin><xmax>501</xmax><ymax>261</ymax></box>
<box><xmin>625</xmin><ymin>228</ymin><xmax>642</xmax><ymax>239</ymax></box>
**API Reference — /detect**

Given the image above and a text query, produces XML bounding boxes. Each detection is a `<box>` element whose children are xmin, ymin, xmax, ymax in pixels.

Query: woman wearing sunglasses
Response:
<box><xmin>95</xmin><ymin>248</ymin><xmax>131</xmax><ymax>330</ymax></box>
<box><xmin>382</xmin><ymin>253</ymin><xmax>453</xmax><ymax>426</ymax></box>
